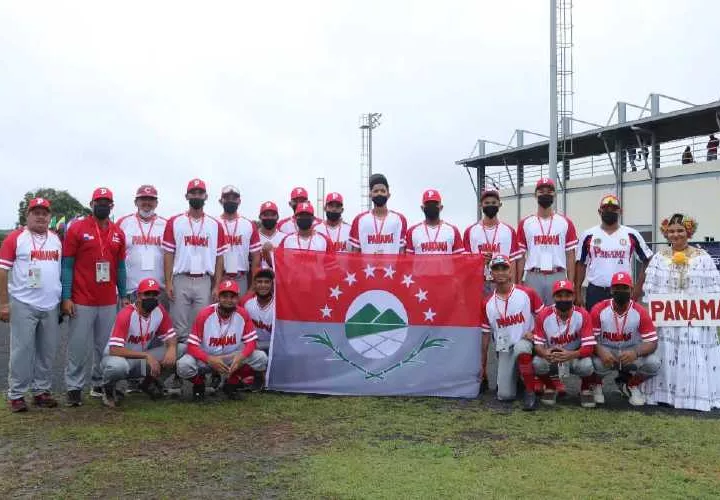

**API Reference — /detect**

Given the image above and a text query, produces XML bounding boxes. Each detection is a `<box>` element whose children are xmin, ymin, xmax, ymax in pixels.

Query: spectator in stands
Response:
<box><xmin>681</xmin><ymin>146</ymin><xmax>694</xmax><ymax>164</ymax></box>
<box><xmin>627</xmin><ymin>148</ymin><xmax>637</xmax><ymax>171</ymax></box>
<box><xmin>707</xmin><ymin>134</ymin><xmax>719</xmax><ymax>162</ymax></box>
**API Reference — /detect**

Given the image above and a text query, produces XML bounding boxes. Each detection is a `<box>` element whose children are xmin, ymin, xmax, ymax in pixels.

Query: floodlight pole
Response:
<box><xmin>549</xmin><ymin>0</ymin><xmax>558</xmax><ymax>183</ymax></box>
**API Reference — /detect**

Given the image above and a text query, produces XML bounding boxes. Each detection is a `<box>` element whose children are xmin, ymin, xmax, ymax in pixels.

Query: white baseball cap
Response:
<box><xmin>221</xmin><ymin>185</ymin><xmax>241</xmax><ymax>196</ymax></box>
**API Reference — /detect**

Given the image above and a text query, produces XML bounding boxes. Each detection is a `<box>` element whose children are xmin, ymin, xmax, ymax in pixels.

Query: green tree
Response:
<box><xmin>17</xmin><ymin>188</ymin><xmax>91</xmax><ymax>226</ymax></box>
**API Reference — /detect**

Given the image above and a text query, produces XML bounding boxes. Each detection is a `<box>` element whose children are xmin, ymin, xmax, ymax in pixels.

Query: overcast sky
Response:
<box><xmin>1</xmin><ymin>0</ymin><xmax>717</xmax><ymax>229</ymax></box>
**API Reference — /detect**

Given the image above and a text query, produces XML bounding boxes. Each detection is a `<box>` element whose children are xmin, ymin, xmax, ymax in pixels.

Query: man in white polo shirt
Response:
<box><xmin>575</xmin><ymin>194</ymin><xmax>652</xmax><ymax>311</ymax></box>
<box><xmin>406</xmin><ymin>189</ymin><xmax>463</xmax><ymax>255</ymax></box>
<box><xmin>0</xmin><ymin>198</ymin><xmax>62</xmax><ymax>412</ymax></box>
<box><xmin>517</xmin><ymin>177</ymin><xmax>578</xmax><ymax>305</ymax></box>
<box><xmin>315</xmin><ymin>192</ymin><xmax>352</xmax><ymax>253</ymax></box>
<box><xmin>279</xmin><ymin>202</ymin><xmax>335</xmax><ymax>253</ymax></box>
<box><xmin>349</xmin><ymin>173</ymin><xmax>408</xmax><ymax>254</ymax></box>
<box><xmin>218</xmin><ymin>185</ymin><xmax>261</xmax><ymax>296</ymax></box>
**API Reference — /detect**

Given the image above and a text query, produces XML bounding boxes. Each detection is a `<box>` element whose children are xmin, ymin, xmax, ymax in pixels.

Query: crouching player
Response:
<box><xmin>101</xmin><ymin>278</ymin><xmax>184</xmax><ymax>408</ymax></box>
<box><xmin>177</xmin><ymin>279</ymin><xmax>268</xmax><ymax>401</ymax></box>
<box><xmin>481</xmin><ymin>255</ymin><xmax>544</xmax><ymax>410</ymax></box>
<box><xmin>532</xmin><ymin>280</ymin><xmax>597</xmax><ymax>408</ymax></box>
<box><xmin>591</xmin><ymin>272</ymin><xmax>660</xmax><ymax>406</ymax></box>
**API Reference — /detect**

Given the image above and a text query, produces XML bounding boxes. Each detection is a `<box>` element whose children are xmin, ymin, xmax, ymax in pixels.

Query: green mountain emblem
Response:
<box><xmin>346</xmin><ymin>304</ymin><xmax>407</xmax><ymax>338</ymax></box>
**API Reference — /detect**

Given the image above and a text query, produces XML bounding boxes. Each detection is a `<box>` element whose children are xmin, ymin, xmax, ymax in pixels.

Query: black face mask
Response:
<box><xmin>537</xmin><ymin>194</ymin><xmax>554</xmax><ymax>208</ymax></box>
<box><xmin>296</xmin><ymin>217</ymin><xmax>313</xmax><ymax>231</ymax></box>
<box><xmin>188</xmin><ymin>198</ymin><xmax>205</xmax><ymax>210</ymax></box>
<box><xmin>223</xmin><ymin>201</ymin><xmax>239</xmax><ymax>214</ymax></box>
<box><xmin>261</xmin><ymin>218</ymin><xmax>277</xmax><ymax>230</ymax></box>
<box><xmin>218</xmin><ymin>304</ymin><xmax>236</xmax><ymax>315</ymax></box>
<box><xmin>326</xmin><ymin>211</ymin><xmax>342</xmax><ymax>222</ymax></box>
<box><xmin>600</xmin><ymin>211</ymin><xmax>619</xmax><ymax>225</ymax></box>
<box><xmin>554</xmin><ymin>300</ymin><xmax>574</xmax><ymax>312</ymax></box>
<box><xmin>93</xmin><ymin>205</ymin><xmax>111</xmax><ymax>220</ymax></box>
<box><xmin>423</xmin><ymin>206</ymin><xmax>440</xmax><ymax>221</ymax></box>
<box><xmin>141</xmin><ymin>297</ymin><xmax>159</xmax><ymax>313</ymax></box>
<box><xmin>482</xmin><ymin>205</ymin><xmax>499</xmax><ymax>218</ymax></box>
<box><xmin>371</xmin><ymin>195</ymin><xmax>388</xmax><ymax>207</ymax></box>
<box><xmin>612</xmin><ymin>290</ymin><xmax>632</xmax><ymax>307</ymax></box>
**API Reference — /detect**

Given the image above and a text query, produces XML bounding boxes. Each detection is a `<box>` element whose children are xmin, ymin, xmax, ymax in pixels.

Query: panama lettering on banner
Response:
<box><xmin>267</xmin><ymin>249</ymin><xmax>484</xmax><ymax>397</ymax></box>
<box><xmin>647</xmin><ymin>294</ymin><xmax>720</xmax><ymax>327</ymax></box>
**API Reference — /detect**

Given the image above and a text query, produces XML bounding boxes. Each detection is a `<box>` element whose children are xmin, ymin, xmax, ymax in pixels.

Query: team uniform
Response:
<box><xmin>220</xmin><ymin>215</ymin><xmax>261</xmax><ymax>295</ymax></box>
<box><xmin>349</xmin><ymin>210</ymin><xmax>408</xmax><ymax>254</ymax></box>
<box><xmin>241</xmin><ymin>294</ymin><xmax>274</xmax><ymax>351</ymax></box>
<box><xmin>464</xmin><ymin>221</ymin><xmax>522</xmax><ymax>292</ymax></box>
<box><xmin>577</xmin><ymin>225</ymin><xmax>652</xmax><ymax>310</ymax></box>
<box><xmin>277</xmin><ymin>216</ymin><xmax>322</xmax><ymax>235</ymax></box>
<box><xmin>0</xmin><ymin>226</ymin><xmax>62</xmax><ymax>403</ymax></box>
<box><xmin>163</xmin><ymin>213</ymin><xmax>227</xmax><ymax>341</ymax></box>
<box><xmin>517</xmin><ymin>214</ymin><xmax>578</xmax><ymax>304</ymax></box>
<box><xmin>279</xmin><ymin>231</ymin><xmax>335</xmax><ymax>253</ymax></box>
<box><xmin>258</xmin><ymin>229</ymin><xmax>285</xmax><ymax>269</ymax></box>
<box><xmin>117</xmin><ymin>214</ymin><xmax>167</xmax><ymax>298</ymax></box>
<box><xmin>532</xmin><ymin>306</ymin><xmax>596</xmax><ymax>379</ymax></box>
<box><xmin>406</xmin><ymin>221</ymin><xmax>463</xmax><ymax>255</ymax></box>
<box><xmin>315</xmin><ymin>221</ymin><xmax>352</xmax><ymax>253</ymax></box>
<box><xmin>480</xmin><ymin>285</ymin><xmax>544</xmax><ymax>400</ymax></box>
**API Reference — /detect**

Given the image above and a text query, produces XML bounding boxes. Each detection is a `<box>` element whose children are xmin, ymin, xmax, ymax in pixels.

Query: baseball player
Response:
<box><xmin>62</xmin><ymin>188</ymin><xmax>127</xmax><ymax>407</ymax></box>
<box><xmin>277</xmin><ymin>187</ymin><xmax>322</xmax><ymax>234</ymax></box>
<box><xmin>163</xmin><ymin>179</ymin><xmax>228</xmax><ymax>342</ymax></box>
<box><xmin>517</xmin><ymin>178</ymin><xmax>578</xmax><ymax>304</ymax></box>
<box><xmin>100</xmin><ymin>278</ymin><xmax>185</xmax><ymax>408</ymax></box>
<box><xmin>279</xmin><ymin>202</ymin><xmax>335</xmax><ymax>253</ymax></box>
<box><xmin>257</xmin><ymin>201</ymin><xmax>285</xmax><ymax>270</ymax></box>
<box><xmin>218</xmin><ymin>185</ymin><xmax>261</xmax><ymax>296</ymax></box>
<box><xmin>575</xmin><ymin>194</ymin><xmax>652</xmax><ymax>311</ymax></box>
<box><xmin>480</xmin><ymin>254</ymin><xmax>544</xmax><ymax>410</ymax></box>
<box><xmin>0</xmin><ymin>198</ymin><xmax>62</xmax><ymax>412</ymax></box>
<box><xmin>116</xmin><ymin>185</ymin><xmax>167</xmax><ymax>305</ymax></box>
<box><xmin>239</xmin><ymin>269</ymin><xmax>275</xmax><ymax>390</ymax></box>
<box><xmin>177</xmin><ymin>279</ymin><xmax>268</xmax><ymax>401</ymax></box>
<box><xmin>315</xmin><ymin>192</ymin><xmax>352</xmax><ymax>252</ymax></box>
<box><xmin>532</xmin><ymin>280</ymin><xmax>597</xmax><ymax>408</ymax></box>
<box><xmin>590</xmin><ymin>272</ymin><xmax>660</xmax><ymax>406</ymax></box>
<box><xmin>349</xmin><ymin>173</ymin><xmax>408</xmax><ymax>254</ymax></box>
<box><xmin>406</xmin><ymin>189</ymin><xmax>463</xmax><ymax>255</ymax></box>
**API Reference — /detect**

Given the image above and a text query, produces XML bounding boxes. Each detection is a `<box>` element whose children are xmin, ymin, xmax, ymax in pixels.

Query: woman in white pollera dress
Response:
<box><xmin>642</xmin><ymin>213</ymin><xmax>720</xmax><ymax>411</ymax></box>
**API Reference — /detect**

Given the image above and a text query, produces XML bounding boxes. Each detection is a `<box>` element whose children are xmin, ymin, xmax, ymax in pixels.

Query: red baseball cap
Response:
<box><xmin>488</xmin><ymin>254</ymin><xmax>511</xmax><ymax>268</ymax></box>
<box><xmin>552</xmin><ymin>280</ymin><xmax>574</xmax><ymax>295</ymax></box>
<box><xmin>28</xmin><ymin>197</ymin><xmax>51</xmax><ymax>212</ymax></box>
<box><xmin>135</xmin><ymin>185</ymin><xmax>158</xmax><ymax>199</ymax></box>
<box><xmin>259</xmin><ymin>201</ymin><xmax>279</xmax><ymax>214</ymax></box>
<box><xmin>480</xmin><ymin>188</ymin><xmax>500</xmax><ymax>201</ymax></box>
<box><xmin>92</xmin><ymin>187</ymin><xmax>114</xmax><ymax>202</ymax></box>
<box><xmin>218</xmin><ymin>279</ymin><xmax>240</xmax><ymax>295</ymax></box>
<box><xmin>611</xmin><ymin>272</ymin><xmax>633</xmax><ymax>287</ymax></box>
<box><xmin>422</xmin><ymin>189</ymin><xmax>442</xmax><ymax>204</ymax></box>
<box><xmin>535</xmin><ymin>177</ymin><xmax>556</xmax><ymax>191</ymax></box>
<box><xmin>599</xmin><ymin>194</ymin><xmax>621</xmax><ymax>208</ymax></box>
<box><xmin>295</xmin><ymin>201</ymin><xmax>314</xmax><ymax>215</ymax></box>
<box><xmin>325</xmin><ymin>192</ymin><xmax>344</xmax><ymax>204</ymax></box>
<box><xmin>187</xmin><ymin>178</ymin><xmax>207</xmax><ymax>193</ymax></box>
<box><xmin>137</xmin><ymin>278</ymin><xmax>162</xmax><ymax>294</ymax></box>
<box><xmin>290</xmin><ymin>187</ymin><xmax>309</xmax><ymax>200</ymax></box>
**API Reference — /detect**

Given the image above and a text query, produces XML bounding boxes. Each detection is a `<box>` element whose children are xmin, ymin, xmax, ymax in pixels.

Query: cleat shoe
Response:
<box><xmin>66</xmin><ymin>390</ymin><xmax>83</xmax><ymax>407</ymax></box>
<box><xmin>102</xmin><ymin>384</ymin><xmax>117</xmax><ymax>408</ymax></box>
<box><xmin>192</xmin><ymin>383</ymin><xmax>206</xmax><ymax>402</ymax></box>
<box><xmin>580</xmin><ymin>390</ymin><xmax>596</xmax><ymax>408</ymax></box>
<box><xmin>250</xmin><ymin>372</ymin><xmax>265</xmax><ymax>393</ymax></box>
<box><xmin>593</xmin><ymin>384</ymin><xmax>605</xmax><ymax>404</ymax></box>
<box><xmin>33</xmin><ymin>393</ymin><xmax>58</xmax><ymax>408</ymax></box>
<box><xmin>222</xmin><ymin>383</ymin><xmax>245</xmax><ymax>401</ymax></box>
<box><xmin>541</xmin><ymin>389</ymin><xmax>557</xmax><ymax>406</ymax></box>
<box><xmin>89</xmin><ymin>386</ymin><xmax>104</xmax><ymax>398</ymax></box>
<box><xmin>479</xmin><ymin>376</ymin><xmax>490</xmax><ymax>394</ymax></box>
<box><xmin>139</xmin><ymin>377</ymin><xmax>164</xmax><ymax>401</ymax></box>
<box><xmin>522</xmin><ymin>390</ymin><xmax>538</xmax><ymax>411</ymax></box>
<box><xmin>628</xmin><ymin>386</ymin><xmax>646</xmax><ymax>407</ymax></box>
<box><xmin>9</xmin><ymin>398</ymin><xmax>28</xmax><ymax>413</ymax></box>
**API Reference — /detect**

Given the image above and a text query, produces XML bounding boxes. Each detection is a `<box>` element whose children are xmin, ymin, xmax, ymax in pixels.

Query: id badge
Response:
<box><xmin>495</xmin><ymin>330</ymin><xmax>511</xmax><ymax>352</ymax></box>
<box><xmin>539</xmin><ymin>251</ymin><xmax>553</xmax><ymax>272</ymax></box>
<box><xmin>96</xmin><ymin>261</ymin><xmax>111</xmax><ymax>283</ymax></box>
<box><xmin>190</xmin><ymin>255</ymin><xmax>203</xmax><ymax>275</ymax></box>
<box><xmin>224</xmin><ymin>252</ymin><xmax>239</xmax><ymax>274</ymax></box>
<box><xmin>28</xmin><ymin>266</ymin><xmax>43</xmax><ymax>289</ymax></box>
<box><xmin>140</xmin><ymin>251</ymin><xmax>155</xmax><ymax>271</ymax></box>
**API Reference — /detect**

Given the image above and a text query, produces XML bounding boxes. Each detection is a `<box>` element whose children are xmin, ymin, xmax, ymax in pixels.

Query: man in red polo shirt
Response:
<box><xmin>62</xmin><ymin>187</ymin><xmax>127</xmax><ymax>407</ymax></box>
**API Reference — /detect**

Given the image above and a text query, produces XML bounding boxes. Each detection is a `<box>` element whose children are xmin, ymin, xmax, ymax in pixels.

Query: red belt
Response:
<box><xmin>527</xmin><ymin>267</ymin><xmax>564</xmax><ymax>275</ymax></box>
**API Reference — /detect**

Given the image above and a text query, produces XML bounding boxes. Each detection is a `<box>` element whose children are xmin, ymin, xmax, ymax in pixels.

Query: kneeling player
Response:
<box><xmin>177</xmin><ymin>280</ymin><xmax>268</xmax><ymax>401</ymax></box>
<box><xmin>101</xmin><ymin>278</ymin><xmax>183</xmax><ymax>408</ymax></box>
<box><xmin>590</xmin><ymin>272</ymin><xmax>660</xmax><ymax>406</ymax></box>
<box><xmin>533</xmin><ymin>280</ymin><xmax>596</xmax><ymax>408</ymax></box>
<box><xmin>481</xmin><ymin>255</ymin><xmax>544</xmax><ymax>410</ymax></box>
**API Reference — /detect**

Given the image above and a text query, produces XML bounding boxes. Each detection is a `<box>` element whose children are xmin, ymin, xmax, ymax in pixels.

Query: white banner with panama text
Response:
<box><xmin>647</xmin><ymin>294</ymin><xmax>720</xmax><ymax>327</ymax></box>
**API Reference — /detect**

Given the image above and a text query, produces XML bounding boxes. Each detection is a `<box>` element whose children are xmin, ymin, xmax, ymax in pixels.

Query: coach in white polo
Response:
<box><xmin>0</xmin><ymin>198</ymin><xmax>62</xmax><ymax>412</ymax></box>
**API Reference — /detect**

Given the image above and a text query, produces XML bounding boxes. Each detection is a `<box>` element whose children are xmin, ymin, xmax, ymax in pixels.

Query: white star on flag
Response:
<box><xmin>329</xmin><ymin>285</ymin><xmax>342</xmax><ymax>300</ymax></box>
<box><xmin>423</xmin><ymin>308</ymin><xmax>436</xmax><ymax>322</ymax></box>
<box><xmin>364</xmin><ymin>264</ymin><xmax>377</xmax><ymax>278</ymax></box>
<box><xmin>401</xmin><ymin>274</ymin><xmax>415</xmax><ymax>288</ymax></box>
<box><xmin>415</xmin><ymin>289</ymin><xmax>428</xmax><ymax>302</ymax></box>
<box><xmin>383</xmin><ymin>265</ymin><xmax>396</xmax><ymax>279</ymax></box>
<box><xmin>344</xmin><ymin>272</ymin><xmax>357</xmax><ymax>286</ymax></box>
<box><xmin>320</xmin><ymin>304</ymin><xmax>333</xmax><ymax>318</ymax></box>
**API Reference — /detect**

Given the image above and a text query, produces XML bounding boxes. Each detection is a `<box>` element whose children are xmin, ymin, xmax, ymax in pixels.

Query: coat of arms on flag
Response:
<box><xmin>267</xmin><ymin>249</ymin><xmax>484</xmax><ymax>397</ymax></box>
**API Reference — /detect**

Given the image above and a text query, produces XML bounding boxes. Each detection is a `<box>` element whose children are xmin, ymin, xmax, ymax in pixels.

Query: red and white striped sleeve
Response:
<box><xmin>462</xmin><ymin>224</ymin><xmax>474</xmax><ymax>254</ymax></box>
<box><xmin>590</xmin><ymin>301</ymin><xmax>603</xmax><ymax>335</ymax></box>
<box><xmin>479</xmin><ymin>299</ymin><xmax>490</xmax><ymax>333</ymax></box>
<box><xmin>0</xmin><ymin>229</ymin><xmax>20</xmax><ymax>270</ymax></box>
<box><xmin>508</xmin><ymin>224</ymin><xmax>523</xmax><ymax>261</ymax></box>
<box><xmin>248</xmin><ymin>222</ymin><xmax>261</xmax><ymax>254</ymax></box>
<box><xmin>162</xmin><ymin>215</ymin><xmax>178</xmax><ymax>253</ymax></box>
<box><xmin>533</xmin><ymin>307</ymin><xmax>550</xmax><ymax>345</ymax></box>
<box><xmin>516</xmin><ymin>216</ymin><xmax>528</xmax><ymax>252</ymax></box>
<box><xmin>239</xmin><ymin>307</ymin><xmax>258</xmax><ymax>344</ymax></box>
<box><xmin>451</xmin><ymin>224</ymin><xmax>464</xmax><ymax>254</ymax></box>
<box><xmin>398</xmin><ymin>212</ymin><xmax>408</xmax><ymax>248</ymax></box>
<box><xmin>108</xmin><ymin>306</ymin><xmax>133</xmax><ymax>349</ymax></box>
<box><xmin>564</xmin><ymin>216</ymin><xmax>578</xmax><ymax>250</ymax></box>
<box><xmin>321</xmin><ymin>233</ymin><xmax>335</xmax><ymax>254</ymax></box>
<box><xmin>155</xmin><ymin>305</ymin><xmax>176</xmax><ymax>343</ymax></box>
<box><xmin>349</xmin><ymin>213</ymin><xmax>361</xmax><ymax>249</ymax></box>
<box><xmin>215</xmin><ymin>218</ymin><xmax>228</xmax><ymax>256</ymax></box>
<box><xmin>405</xmin><ymin>223</ymin><xmax>419</xmax><ymax>255</ymax></box>
<box><xmin>188</xmin><ymin>306</ymin><xmax>213</xmax><ymax>348</ymax></box>
<box><xmin>636</xmin><ymin>303</ymin><xmax>658</xmax><ymax>342</ymax></box>
<box><xmin>579</xmin><ymin>308</ymin><xmax>597</xmax><ymax>347</ymax></box>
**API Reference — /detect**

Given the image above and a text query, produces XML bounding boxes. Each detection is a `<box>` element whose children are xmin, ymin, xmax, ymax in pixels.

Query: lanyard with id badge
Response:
<box><xmin>481</xmin><ymin>223</ymin><xmax>500</xmax><ymax>280</ymax></box>
<box><xmin>493</xmin><ymin>286</ymin><xmax>516</xmax><ymax>352</ymax></box>
<box><xmin>188</xmin><ymin>215</ymin><xmax>206</xmax><ymax>275</ymax></box>
<box><xmin>28</xmin><ymin>232</ymin><xmax>48</xmax><ymax>289</ymax></box>
<box><xmin>137</xmin><ymin>216</ymin><xmax>157</xmax><ymax>271</ymax></box>
<box><xmin>223</xmin><ymin>218</ymin><xmax>240</xmax><ymax>273</ymax></box>
<box><xmin>94</xmin><ymin>220</ymin><xmax>112</xmax><ymax>283</ymax></box>
<box><xmin>536</xmin><ymin>215</ymin><xmax>555</xmax><ymax>272</ymax></box>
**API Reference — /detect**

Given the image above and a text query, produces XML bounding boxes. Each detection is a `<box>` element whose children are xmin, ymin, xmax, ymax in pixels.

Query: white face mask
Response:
<box><xmin>139</xmin><ymin>209</ymin><xmax>155</xmax><ymax>218</ymax></box>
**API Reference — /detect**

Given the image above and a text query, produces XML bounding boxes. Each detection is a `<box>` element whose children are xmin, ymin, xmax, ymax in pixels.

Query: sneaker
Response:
<box><xmin>580</xmin><ymin>389</ymin><xmax>596</xmax><ymax>408</ymax></box>
<box><xmin>250</xmin><ymin>372</ymin><xmax>265</xmax><ymax>393</ymax></box>
<box><xmin>9</xmin><ymin>398</ymin><xmax>28</xmax><ymax>413</ymax></box>
<box><xmin>33</xmin><ymin>393</ymin><xmax>58</xmax><ymax>408</ymax></box>
<box><xmin>522</xmin><ymin>390</ymin><xmax>538</xmax><ymax>411</ymax></box>
<box><xmin>541</xmin><ymin>389</ymin><xmax>557</xmax><ymax>406</ymax></box>
<box><xmin>102</xmin><ymin>385</ymin><xmax>117</xmax><ymax>409</ymax></box>
<box><xmin>628</xmin><ymin>386</ymin><xmax>646</xmax><ymax>406</ymax></box>
<box><xmin>89</xmin><ymin>386</ymin><xmax>104</xmax><ymax>398</ymax></box>
<box><xmin>593</xmin><ymin>384</ymin><xmax>605</xmax><ymax>404</ymax></box>
<box><xmin>139</xmin><ymin>377</ymin><xmax>164</xmax><ymax>401</ymax></box>
<box><xmin>192</xmin><ymin>383</ymin><xmax>206</xmax><ymax>402</ymax></box>
<box><xmin>66</xmin><ymin>390</ymin><xmax>83</xmax><ymax>407</ymax></box>
<box><xmin>222</xmin><ymin>383</ymin><xmax>245</xmax><ymax>401</ymax></box>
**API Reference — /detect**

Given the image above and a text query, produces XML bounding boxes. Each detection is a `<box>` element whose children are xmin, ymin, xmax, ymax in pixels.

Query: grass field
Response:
<box><xmin>1</xmin><ymin>392</ymin><xmax>720</xmax><ymax>499</ymax></box>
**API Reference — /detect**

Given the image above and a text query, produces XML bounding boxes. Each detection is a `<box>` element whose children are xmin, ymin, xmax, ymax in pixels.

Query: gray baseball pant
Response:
<box><xmin>176</xmin><ymin>350</ymin><xmax>268</xmax><ymax>379</ymax></box>
<box><xmin>102</xmin><ymin>343</ymin><xmax>187</xmax><ymax>384</ymax></box>
<box><xmin>593</xmin><ymin>349</ymin><xmax>661</xmax><ymax>378</ymax></box>
<box><xmin>523</xmin><ymin>270</ymin><xmax>567</xmax><ymax>305</ymax></box>
<box><xmin>171</xmin><ymin>274</ymin><xmax>212</xmax><ymax>341</ymax></box>
<box><xmin>7</xmin><ymin>298</ymin><xmax>60</xmax><ymax>400</ymax></box>
<box><xmin>65</xmin><ymin>304</ymin><xmax>116</xmax><ymax>391</ymax></box>
<box><xmin>533</xmin><ymin>356</ymin><xmax>594</xmax><ymax>377</ymax></box>
<box><xmin>496</xmin><ymin>339</ymin><xmax>533</xmax><ymax>400</ymax></box>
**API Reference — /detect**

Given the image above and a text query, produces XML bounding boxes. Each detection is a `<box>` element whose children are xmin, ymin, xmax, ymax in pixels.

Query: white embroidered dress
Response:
<box><xmin>642</xmin><ymin>246</ymin><xmax>720</xmax><ymax>411</ymax></box>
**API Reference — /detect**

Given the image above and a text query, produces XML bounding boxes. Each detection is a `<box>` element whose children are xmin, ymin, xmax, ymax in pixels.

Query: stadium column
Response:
<box><xmin>476</xmin><ymin>164</ymin><xmax>485</xmax><ymax>222</ymax></box>
<box><xmin>615</xmin><ymin>138</ymin><xmax>624</xmax><ymax>224</ymax></box>
<box><xmin>516</xmin><ymin>130</ymin><xmax>524</xmax><ymax>222</ymax></box>
<box><xmin>651</xmin><ymin>130</ymin><xmax>659</xmax><ymax>242</ymax></box>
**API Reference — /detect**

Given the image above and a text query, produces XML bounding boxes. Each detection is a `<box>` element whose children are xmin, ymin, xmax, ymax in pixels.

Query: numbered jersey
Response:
<box><xmin>117</xmin><ymin>214</ymin><xmax>167</xmax><ymax>293</ymax></box>
<box><xmin>577</xmin><ymin>225</ymin><xmax>652</xmax><ymax>288</ymax></box>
